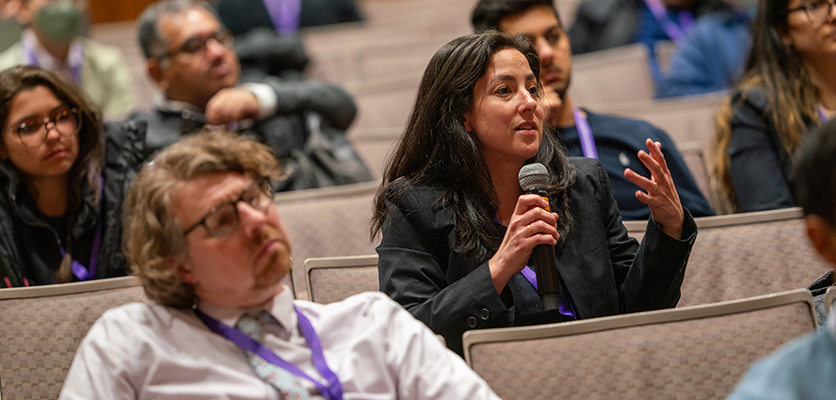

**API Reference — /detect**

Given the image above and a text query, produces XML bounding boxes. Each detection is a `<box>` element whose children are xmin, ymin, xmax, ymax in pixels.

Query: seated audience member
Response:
<box><xmin>372</xmin><ymin>31</ymin><xmax>697</xmax><ymax>355</ymax></box>
<box><xmin>657</xmin><ymin>0</ymin><xmax>754</xmax><ymax>98</ymax></box>
<box><xmin>714</xmin><ymin>0</ymin><xmax>835</xmax><ymax>213</ymax></box>
<box><xmin>726</xmin><ymin>118</ymin><xmax>836</xmax><ymax>400</ymax></box>
<box><xmin>0</xmin><ymin>66</ymin><xmax>143</xmax><ymax>288</ymax></box>
<box><xmin>0</xmin><ymin>0</ymin><xmax>135</xmax><ymax>119</ymax></box>
<box><xmin>216</xmin><ymin>0</ymin><xmax>363</xmax><ymax>37</ymax></box>
<box><xmin>134</xmin><ymin>0</ymin><xmax>371</xmax><ymax>191</ymax></box>
<box><xmin>568</xmin><ymin>0</ymin><xmax>730</xmax><ymax>83</ymax></box>
<box><xmin>472</xmin><ymin>0</ymin><xmax>714</xmax><ymax>220</ymax></box>
<box><xmin>58</xmin><ymin>131</ymin><xmax>501</xmax><ymax>400</ymax></box>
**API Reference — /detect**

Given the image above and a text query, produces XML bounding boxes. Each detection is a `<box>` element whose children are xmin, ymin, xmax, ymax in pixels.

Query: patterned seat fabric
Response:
<box><xmin>469</xmin><ymin>300</ymin><xmax>815</xmax><ymax>399</ymax></box>
<box><xmin>0</xmin><ymin>285</ymin><xmax>146</xmax><ymax>400</ymax></box>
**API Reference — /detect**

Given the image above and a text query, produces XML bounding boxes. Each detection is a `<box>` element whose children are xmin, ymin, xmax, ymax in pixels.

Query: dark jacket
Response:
<box><xmin>377</xmin><ymin>157</ymin><xmax>697</xmax><ymax>354</ymax></box>
<box><xmin>727</xmin><ymin>86</ymin><xmax>816</xmax><ymax>212</ymax></box>
<box><xmin>557</xmin><ymin>109</ymin><xmax>714</xmax><ymax>220</ymax></box>
<box><xmin>134</xmin><ymin>74</ymin><xmax>371</xmax><ymax>191</ymax></box>
<box><xmin>568</xmin><ymin>0</ymin><xmax>729</xmax><ymax>55</ymax></box>
<box><xmin>0</xmin><ymin>120</ymin><xmax>146</xmax><ymax>287</ymax></box>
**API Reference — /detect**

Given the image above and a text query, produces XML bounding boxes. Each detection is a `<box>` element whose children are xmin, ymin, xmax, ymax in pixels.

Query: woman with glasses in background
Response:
<box><xmin>0</xmin><ymin>65</ymin><xmax>145</xmax><ymax>287</ymax></box>
<box><xmin>714</xmin><ymin>0</ymin><xmax>836</xmax><ymax>212</ymax></box>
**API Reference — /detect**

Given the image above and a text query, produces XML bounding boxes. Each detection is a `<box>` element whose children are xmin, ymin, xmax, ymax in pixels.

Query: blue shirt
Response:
<box><xmin>557</xmin><ymin>110</ymin><xmax>714</xmax><ymax>220</ymax></box>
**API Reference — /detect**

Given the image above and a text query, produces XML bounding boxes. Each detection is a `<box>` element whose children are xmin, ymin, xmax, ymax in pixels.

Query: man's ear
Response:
<box><xmin>806</xmin><ymin>215</ymin><xmax>836</xmax><ymax>265</ymax></box>
<box><xmin>147</xmin><ymin>59</ymin><xmax>168</xmax><ymax>90</ymax></box>
<box><xmin>169</xmin><ymin>254</ymin><xmax>197</xmax><ymax>285</ymax></box>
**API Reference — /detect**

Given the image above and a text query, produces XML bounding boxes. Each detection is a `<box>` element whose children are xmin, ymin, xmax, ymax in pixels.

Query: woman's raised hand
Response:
<box><xmin>624</xmin><ymin>139</ymin><xmax>684</xmax><ymax>239</ymax></box>
<box><xmin>488</xmin><ymin>194</ymin><xmax>559</xmax><ymax>294</ymax></box>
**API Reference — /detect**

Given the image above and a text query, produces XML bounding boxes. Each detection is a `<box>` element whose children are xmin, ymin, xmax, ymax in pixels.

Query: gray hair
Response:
<box><xmin>137</xmin><ymin>0</ymin><xmax>218</xmax><ymax>59</ymax></box>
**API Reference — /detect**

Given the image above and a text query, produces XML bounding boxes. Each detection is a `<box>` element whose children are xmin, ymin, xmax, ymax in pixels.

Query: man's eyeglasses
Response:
<box><xmin>788</xmin><ymin>0</ymin><xmax>836</xmax><ymax>25</ymax></box>
<box><xmin>183</xmin><ymin>177</ymin><xmax>274</xmax><ymax>238</ymax></box>
<box><xmin>157</xmin><ymin>30</ymin><xmax>234</xmax><ymax>60</ymax></box>
<box><xmin>6</xmin><ymin>107</ymin><xmax>81</xmax><ymax>149</ymax></box>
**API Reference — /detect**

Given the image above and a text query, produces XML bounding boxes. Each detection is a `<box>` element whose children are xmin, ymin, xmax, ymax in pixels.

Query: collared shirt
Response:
<box><xmin>59</xmin><ymin>286</ymin><xmax>501</xmax><ymax>400</ymax></box>
<box><xmin>21</xmin><ymin>29</ymin><xmax>84</xmax><ymax>83</ymax></box>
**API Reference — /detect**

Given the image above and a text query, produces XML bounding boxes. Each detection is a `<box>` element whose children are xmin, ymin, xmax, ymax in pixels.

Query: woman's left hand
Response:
<box><xmin>624</xmin><ymin>139</ymin><xmax>684</xmax><ymax>239</ymax></box>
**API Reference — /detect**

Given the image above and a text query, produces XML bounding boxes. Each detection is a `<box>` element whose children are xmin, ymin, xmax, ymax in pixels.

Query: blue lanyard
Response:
<box><xmin>195</xmin><ymin>306</ymin><xmax>344</xmax><ymax>400</ymax></box>
<box><xmin>574</xmin><ymin>108</ymin><xmax>598</xmax><ymax>159</ymax></box>
<box><xmin>643</xmin><ymin>0</ymin><xmax>694</xmax><ymax>43</ymax></box>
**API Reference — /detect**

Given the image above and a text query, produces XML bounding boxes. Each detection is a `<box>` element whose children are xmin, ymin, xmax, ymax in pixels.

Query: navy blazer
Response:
<box><xmin>377</xmin><ymin>157</ymin><xmax>697</xmax><ymax>355</ymax></box>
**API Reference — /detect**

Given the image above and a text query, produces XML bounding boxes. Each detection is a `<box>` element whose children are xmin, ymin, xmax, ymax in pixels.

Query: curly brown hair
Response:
<box><xmin>124</xmin><ymin>130</ymin><xmax>282</xmax><ymax>309</ymax></box>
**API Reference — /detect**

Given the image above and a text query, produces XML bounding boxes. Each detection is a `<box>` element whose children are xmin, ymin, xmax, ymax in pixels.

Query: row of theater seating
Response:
<box><xmin>1</xmin><ymin>258</ymin><xmax>832</xmax><ymax>399</ymax></box>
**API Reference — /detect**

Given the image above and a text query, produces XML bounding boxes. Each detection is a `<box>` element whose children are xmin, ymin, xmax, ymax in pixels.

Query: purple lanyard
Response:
<box><xmin>263</xmin><ymin>0</ymin><xmax>302</xmax><ymax>35</ymax></box>
<box><xmin>643</xmin><ymin>0</ymin><xmax>694</xmax><ymax>42</ymax></box>
<box><xmin>22</xmin><ymin>40</ymin><xmax>83</xmax><ymax>85</ymax></box>
<box><xmin>195</xmin><ymin>306</ymin><xmax>344</xmax><ymax>400</ymax></box>
<box><xmin>60</xmin><ymin>217</ymin><xmax>102</xmax><ymax>281</ymax></box>
<box><xmin>820</xmin><ymin>105</ymin><xmax>831</xmax><ymax>122</ymax></box>
<box><xmin>60</xmin><ymin>175</ymin><xmax>104</xmax><ymax>281</ymax></box>
<box><xmin>574</xmin><ymin>108</ymin><xmax>598</xmax><ymax>159</ymax></box>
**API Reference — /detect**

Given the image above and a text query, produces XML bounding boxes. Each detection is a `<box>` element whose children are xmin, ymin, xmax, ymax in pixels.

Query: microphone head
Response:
<box><xmin>518</xmin><ymin>163</ymin><xmax>550</xmax><ymax>192</ymax></box>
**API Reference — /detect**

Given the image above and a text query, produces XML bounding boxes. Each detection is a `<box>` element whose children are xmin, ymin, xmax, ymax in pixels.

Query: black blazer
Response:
<box><xmin>377</xmin><ymin>158</ymin><xmax>697</xmax><ymax>354</ymax></box>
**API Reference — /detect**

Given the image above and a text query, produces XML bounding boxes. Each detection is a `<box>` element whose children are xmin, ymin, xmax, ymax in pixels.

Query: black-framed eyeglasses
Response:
<box><xmin>182</xmin><ymin>177</ymin><xmax>273</xmax><ymax>238</ymax></box>
<box><xmin>788</xmin><ymin>0</ymin><xmax>836</xmax><ymax>25</ymax></box>
<box><xmin>157</xmin><ymin>30</ymin><xmax>234</xmax><ymax>60</ymax></box>
<box><xmin>6</xmin><ymin>107</ymin><xmax>81</xmax><ymax>149</ymax></box>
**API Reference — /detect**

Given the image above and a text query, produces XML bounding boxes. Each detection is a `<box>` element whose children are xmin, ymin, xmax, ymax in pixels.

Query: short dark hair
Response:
<box><xmin>137</xmin><ymin>0</ymin><xmax>218</xmax><ymax>60</ymax></box>
<box><xmin>471</xmin><ymin>0</ymin><xmax>561</xmax><ymax>33</ymax></box>
<box><xmin>794</xmin><ymin>119</ymin><xmax>836</xmax><ymax>225</ymax></box>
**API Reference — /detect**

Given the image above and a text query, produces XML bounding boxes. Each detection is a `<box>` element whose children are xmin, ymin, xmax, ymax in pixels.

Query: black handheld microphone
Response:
<box><xmin>518</xmin><ymin>163</ymin><xmax>561</xmax><ymax>315</ymax></box>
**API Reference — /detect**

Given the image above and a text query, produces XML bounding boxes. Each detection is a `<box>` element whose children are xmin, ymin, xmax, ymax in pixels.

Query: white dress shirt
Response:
<box><xmin>58</xmin><ymin>287</ymin><xmax>501</xmax><ymax>400</ymax></box>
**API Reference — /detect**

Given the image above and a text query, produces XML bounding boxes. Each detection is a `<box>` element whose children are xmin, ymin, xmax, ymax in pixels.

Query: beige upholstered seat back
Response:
<box><xmin>0</xmin><ymin>277</ymin><xmax>145</xmax><ymax>400</ymax></box>
<box><xmin>305</xmin><ymin>255</ymin><xmax>379</xmax><ymax>304</ymax></box>
<box><xmin>274</xmin><ymin>182</ymin><xmax>380</xmax><ymax>301</ymax></box>
<box><xmin>572</xmin><ymin>44</ymin><xmax>656</xmax><ymax>105</ymax></box>
<box><xmin>825</xmin><ymin>286</ymin><xmax>836</xmax><ymax>317</ymax></box>
<box><xmin>679</xmin><ymin>208</ymin><xmax>829</xmax><ymax>307</ymax></box>
<box><xmin>464</xmin><ymin>290</ymin><xmax>817</xmax><ymax>400</ymax></box>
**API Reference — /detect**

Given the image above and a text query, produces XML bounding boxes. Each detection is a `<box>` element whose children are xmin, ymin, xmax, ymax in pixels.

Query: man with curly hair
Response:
<box><xmin>59</xmin><ymin>131</ymin><xmax>500</xmax><ymax>400</ymax></box>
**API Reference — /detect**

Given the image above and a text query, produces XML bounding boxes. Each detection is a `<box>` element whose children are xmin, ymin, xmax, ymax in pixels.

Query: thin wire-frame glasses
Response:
<box><xmin>788</xmin><ymin>0</ymin><xmax>836</xmax><ymax>25</ymax></box>
<box><xmin>183</xmin><ymin>177</ymin><xmax>274</xmax><ymax>238</ymax></box>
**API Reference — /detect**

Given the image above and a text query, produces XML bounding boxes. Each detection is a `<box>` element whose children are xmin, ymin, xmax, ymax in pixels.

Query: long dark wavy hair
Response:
<box><xmin>0</xmin><ymin>66</ymin><xmax>104</xmax><ymax>282</ymax></box>
<box><xmin>714</xmin><ymin>0</ymin><xmax>821</xmax><ymax>209</ymax></box>
<box><xmin>370</xmin><ymin>31</ymin><xmax>576</xmax><ymax>260</ymax></box>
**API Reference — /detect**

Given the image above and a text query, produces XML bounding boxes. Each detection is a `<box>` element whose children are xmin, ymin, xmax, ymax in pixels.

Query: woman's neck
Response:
<box><xmin>807</xmin><ymin>58</ymin><xmax>836</xmax><ymax>115</ymax></box>
<box><xmin>488</xmin><ymin>160</ymin><xmax>525</xmax><ymax>225</ymax></box>
<box><xmin>28</xmin><ymin>176</ymin><xmax>69</xmax><ymax>217</ymax></box>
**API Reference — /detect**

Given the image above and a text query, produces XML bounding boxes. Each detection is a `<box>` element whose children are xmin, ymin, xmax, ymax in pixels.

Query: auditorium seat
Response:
<box><xmin>571</xmin><ymin>43</ymin><xmax>656</xmax><ymax>105</ymax></box>
<box><xmin>344</xmin><ymin>74</ymin><xmax>421</xmax><ymax>130</ymax></box>
<box><xmin>463</xmin><ymin>289</ymin><xmax>818</xmax><ymax>400</ymax></box>
<box><xmin>348</xmin><ymin>127</ymin><xmax>401</xmax><ymax>177</ymax></box>
<box><xmin>0</xmin><ymin>277</ymin><xmax>145</xmax><ymax>400</ymax></box>
<box><xmin>826</xmin><ymin>286</ymin><xmax>836</xmax><ymax>317</ymax></box>
<box><xmin>273</xmin><ymin>181</ymin><xmax>381</xmax><ymax>301</ymax></box>
<box><xmin>305</xmin><ymin>254</ymin><xmax>379</xmax><ymax>304</ymax></box>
